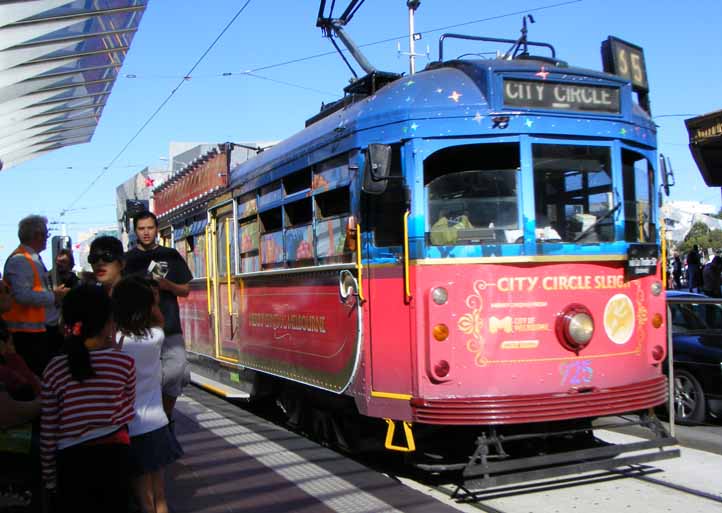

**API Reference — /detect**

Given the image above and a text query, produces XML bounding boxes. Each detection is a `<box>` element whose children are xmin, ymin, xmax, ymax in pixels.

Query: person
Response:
<box><xmin>113</xmin><ymin>277</ymin><xmax>181</xmax><ymax>513</ymax></box>
<box><xmin>88</xmin><ymin>236</ymin><xmax>125</xmax><ymax>293</ymax></box>
<box><xmin>702</xmin><ymin>255</ymin><xmax>722</xmax><ymax>298</ymax></box>
<box><xmin>124</xmin><ymin>211</ymin><xmax>192</xmax><ymax>421</ymax></box>
<box><xmin>40</xmin><ymin>284</ymin><xmax>136</xmax><ymax>513</ymax></box>
<box><xmin>672</xmin><ymin>254</ymin><xmax>683</xmax><ymax>290</ymax></box>
<box><xmin>0</xmin><ymin>319</ymin><xmax>41</xmax><ymax>427</ymax></box>
<box><xmin>686</xmin><ymin>245</ymin><xmax>702</xmax><ymax>293</ymax></box>
<box><xmin>429</xmin><ymin>208</ymin><xmax>473</xmax><ymax>245</ymax></box>
<box><xmin>52</xmin><ymin>248</ymin><xmax>80</xmax><ymax>290</ymax></box>
<box><xmin>2</xmin><ymin>215</ymin><xmax>68</xmax><ymax>376</ymax></box>
<box><xmin>0</xmin><ymin>318</ymin><xmax>41</xmax><ymax>402</ymax></box>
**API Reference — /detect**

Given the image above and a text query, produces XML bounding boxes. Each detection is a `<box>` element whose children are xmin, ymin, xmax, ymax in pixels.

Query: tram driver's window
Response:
<box><xmin>533</xmin><ymin>145</ymin><xmax>613</xmax><ymax>243</ymax></box>
<box><xmin>622</xmin><ymin>150</ymin><xmax>655</xmax><ymax>243</ymax></box>
<box><xmin>424</xmin><ymin>143</ymin><xmax>520</xmax><ymax>245</ymax></box>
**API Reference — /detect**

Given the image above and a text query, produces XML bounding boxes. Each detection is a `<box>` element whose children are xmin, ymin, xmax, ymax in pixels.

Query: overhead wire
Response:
<box><xmin>61</xmin><ymin>0</ymin><xmax>254</xmax><ymax>217</ymax></box>
<box><xmin>60</xmin><ymin>0</ymin><xmax>581</xmax><ymax>215</ymax></box>
<box><xmin>121</xmin><ymin>1</ymin><xmax>583</xmax><ymax>80</ymax></box>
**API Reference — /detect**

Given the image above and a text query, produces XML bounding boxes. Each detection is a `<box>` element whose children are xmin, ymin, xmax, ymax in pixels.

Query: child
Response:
<box><xmin>113</xmin><ymin>276</ymin><xmax>181</xmax><ymax>513</ymax></box>
<box><xmin>40</xmin><ymin>284</ymin><xmax>136</xmax><ymax>513</ymax></box>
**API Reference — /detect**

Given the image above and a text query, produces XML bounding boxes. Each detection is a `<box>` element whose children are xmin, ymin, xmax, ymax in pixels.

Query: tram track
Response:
<box><xmin>189</xmin><ymin>386</ymin><xmax>722</xmax><ymax>513</ymax></box>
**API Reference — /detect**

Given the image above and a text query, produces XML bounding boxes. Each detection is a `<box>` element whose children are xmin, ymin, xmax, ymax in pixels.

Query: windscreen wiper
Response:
<box><xmin>573</xmin><ymin>203</ymin><xmax>621</xmax><ymax>242</ymax></box>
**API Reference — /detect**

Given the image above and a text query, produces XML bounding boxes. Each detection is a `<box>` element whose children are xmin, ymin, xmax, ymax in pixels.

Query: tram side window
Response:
<box><xmin>364</xmin><ymin>145</ymin><xmax>405</xmax><ymax>247</ymax></box>
<box><xmin>622</xmin><ymin>150</ymin><xmax>655</xmax><ymax>243</ymax></box>
<box><xmin>533</xmin><ymin>145</ymin><xmax>613</xmax><ymax>243</ymax></box>
<box><xmin>316</xmin><ymin>187</ymin><xmax>353</xmax><ymax>263</ymax></box>
<box><xmin>238</xmin><ymin>193</ymin><xmax>259</xmax><ymax>273</ymax></box>
<box><xmin>260</xmin><ymin>207</ymin><xmax>284</xmax><ymax>269</ymax></box>
<box><xmin>285</xmin><ymin>198</ymin><xmax>313</xmax><ymax>266</ymax></box>
<box><xmin>425</xmin><ymin>143</ymin><xmax>520</xmax><ymax>246</ymax></box>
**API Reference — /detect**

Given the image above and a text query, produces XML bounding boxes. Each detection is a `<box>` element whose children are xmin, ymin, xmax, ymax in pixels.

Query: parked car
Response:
<box><xmin>666</xmin><ymin>290</ymin><xmax>722</xmax><ymax>423</ymax></box>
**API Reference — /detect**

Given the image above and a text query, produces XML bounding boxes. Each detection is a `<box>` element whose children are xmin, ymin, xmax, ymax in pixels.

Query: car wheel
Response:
<box><xmin>673</xmin><ymin>370</ymin><xmax>706</xmax><ymax>424</ymax></box>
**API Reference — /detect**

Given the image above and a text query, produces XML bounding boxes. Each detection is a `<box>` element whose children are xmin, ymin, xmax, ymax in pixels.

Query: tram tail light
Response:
<box><xmin>651</xmin><ymin>345</ymin><xmax>665</xmax><ymax>362</ymax></box>
<box><xmin>556</xmin><ymin>304</ymin><xmax>594</xmax><ymax>354</ymax></box>
<box><xmin>434</xmin><ymin>360</ymin><xmax>450</xmax><ymax>378</ymax></box>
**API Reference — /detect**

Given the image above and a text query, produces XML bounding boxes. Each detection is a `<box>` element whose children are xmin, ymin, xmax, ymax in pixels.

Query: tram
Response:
<box><xmin>155</xmin><ymin>5</ymin><xmax>678</xmax><ymax>487</ymax></box>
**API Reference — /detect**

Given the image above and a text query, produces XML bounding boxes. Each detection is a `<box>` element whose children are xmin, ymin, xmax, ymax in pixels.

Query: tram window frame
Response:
<box><xmin>621</xmin><ymin>149</ymin><xmax>655</xmax><ymax>243</ymax></box>
<box><xmin>259</xmin><ymin>207</ymin><xmax>285</xmax><ymax>268</ymax></box>
<box><xmin>284</xmin><ymin>169</ymin><xmax>311</xmax><ymax>196</ymax></box>
<box><xmin>315</xmin><ymin>186</ymin><xmax>353</xmax><ymax>264</ymax></box>
<box><xmin>532</xmin><ymin>144</ymin><xmax>614</xmax><ymax>244</ymax></box>
<box><xmin>424</xmin><ymin>143</ymin><xmax>521</xmax><ymax>246</ymax></box>
<box><xmin>284</xmin><ymin>197</ymin><xmax>314</xmax><ymax>266</ymax></box>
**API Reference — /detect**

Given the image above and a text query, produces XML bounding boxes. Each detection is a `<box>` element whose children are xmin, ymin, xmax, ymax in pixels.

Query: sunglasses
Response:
<box><xmin>88</xmin><ymin>251</ymin><xmax>122</xmax><ymax>265</ymax></box>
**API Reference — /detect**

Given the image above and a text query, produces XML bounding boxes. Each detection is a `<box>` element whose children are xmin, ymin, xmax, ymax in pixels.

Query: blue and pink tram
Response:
<box><xmin>156</xmin><ymin>22</ymin><xmax>678</xmax><ymax>487</ymax></box>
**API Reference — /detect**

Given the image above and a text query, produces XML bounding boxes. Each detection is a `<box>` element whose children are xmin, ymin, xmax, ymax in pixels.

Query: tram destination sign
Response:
<box><xmin>503</xmin><ymin>79</ymin><xmax>620</xmax><ymax>114</ymax></box>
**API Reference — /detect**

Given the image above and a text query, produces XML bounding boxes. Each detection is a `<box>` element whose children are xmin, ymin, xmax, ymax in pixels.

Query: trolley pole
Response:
<box><xmin>407</xmin><ymin>0</ymin><xmax>420</xmax><ymax>75</ymax></box>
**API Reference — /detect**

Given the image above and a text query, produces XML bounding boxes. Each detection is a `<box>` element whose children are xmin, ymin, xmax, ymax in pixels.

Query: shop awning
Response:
<box><xmin>686</xmin><ymin>110</ymin><xmax>722</xmax><ymax>187</ymax></box>
<box><xmin>0</xmin><ymin>1</ymin><xmax>148</xmax><ymax>171</ymax></box>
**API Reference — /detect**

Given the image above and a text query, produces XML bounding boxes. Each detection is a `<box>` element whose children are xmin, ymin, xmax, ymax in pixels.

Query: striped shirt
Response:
<box><xmin>40</xmin><ymin>349</ymin><xmax>136</xmax><ymax>486</ymax></box>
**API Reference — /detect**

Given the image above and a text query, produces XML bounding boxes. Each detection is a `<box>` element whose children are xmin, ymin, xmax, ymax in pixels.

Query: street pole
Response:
<box><xmin>407</xmin><ymin>1</ymin><xmax>420</xmax><ymax>75</ymax></box>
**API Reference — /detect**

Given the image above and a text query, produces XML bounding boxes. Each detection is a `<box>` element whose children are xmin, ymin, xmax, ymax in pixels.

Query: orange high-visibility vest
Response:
<box><xmin>3</xmin><ymin>246</ymin><xmax>47</xmax><ymax>333</ymax></box>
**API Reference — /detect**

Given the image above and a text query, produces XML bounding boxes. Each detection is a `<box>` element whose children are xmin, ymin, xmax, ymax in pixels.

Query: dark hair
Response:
<box><xmin>89</xmin><ymin>236</ymin><xmax>124</xmax><ymax>261</ymax></box>
<box><xmin>56</xmin><ymin>248</ymin><xmax>75</xmax><ymax>268</ymax></box>
<box><xmin>112</xmin><ymin>276</ymin><xmax>155</xmax><ymax>338</ymax></box>
<box><xmin>61</xmin><ymin>284</ymin><xmax>112</xmax><ymax>381</ymax></box>
<box><xmin>133</xmin><ymin>211</ymin><xmax>158</xmax><ymax>230</ymax></box>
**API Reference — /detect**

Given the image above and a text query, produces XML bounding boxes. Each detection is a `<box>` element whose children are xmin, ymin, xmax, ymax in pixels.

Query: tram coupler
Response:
<box><xmin>456</xmin><ymin>417</ymin><xmax>679</xmax><ymax>497</ymax></box>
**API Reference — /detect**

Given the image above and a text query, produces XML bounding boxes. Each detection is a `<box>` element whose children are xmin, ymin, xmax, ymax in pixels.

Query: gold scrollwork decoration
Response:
<box><xmin>458</xmin><ymin>280</ymin><xmax>487</xmax><ymax>367</ymax></box>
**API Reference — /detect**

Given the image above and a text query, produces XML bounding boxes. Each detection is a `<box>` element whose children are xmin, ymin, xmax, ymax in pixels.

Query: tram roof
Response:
<box><xmin>0</xmin><ymin>0</ymin><xmax>148</xmax><ymax>172</ymax></box>
<box><xmin>230</xmin><ymin>59</ymin><xmax>653</xmax><ymax>193</ymax></box>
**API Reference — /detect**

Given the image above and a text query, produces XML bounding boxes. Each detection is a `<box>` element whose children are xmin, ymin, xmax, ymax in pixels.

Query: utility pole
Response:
<box><xmin>407</xmin><ymin>0</ymin><xmax>421</xmax><ymax>75</ymax></box>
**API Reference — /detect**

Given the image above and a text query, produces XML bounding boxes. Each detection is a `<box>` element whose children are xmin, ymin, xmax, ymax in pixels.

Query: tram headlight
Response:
<box><xmin>555</xmin><ymin>304</ymin><xmax>594</xmax><ymax>354</ymax></box>
<box><xmin>431</xmin><ymin>287</ymin><xmax>448</xmax><ymax>305</ymax></box>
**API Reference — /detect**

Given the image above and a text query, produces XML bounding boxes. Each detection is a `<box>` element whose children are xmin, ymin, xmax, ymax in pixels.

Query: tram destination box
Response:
<box><xmin>626</xmin><ymin>243</ymin><xmax>658</xmax><ymax>280</ymax></box>
<box><xmin>503</xmin><ymin>79</ymin><xmax>620</xmax><ymax>114</ymax></box>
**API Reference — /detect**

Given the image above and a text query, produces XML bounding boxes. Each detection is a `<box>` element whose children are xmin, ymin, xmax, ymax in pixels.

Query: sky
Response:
<box><xmin>1</xmin><ymin>0</ymin><xmax>721</xmax><ymax>268</ymax></box>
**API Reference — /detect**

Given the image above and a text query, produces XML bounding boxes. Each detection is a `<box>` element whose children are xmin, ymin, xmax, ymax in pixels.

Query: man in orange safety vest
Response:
<box><xmin>2</xmin><ymin>215</ymin><xmax>68</xmax><ymax>375</ymax></box>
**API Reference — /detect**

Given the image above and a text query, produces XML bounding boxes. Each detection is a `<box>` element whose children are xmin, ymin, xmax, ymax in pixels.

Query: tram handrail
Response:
<box><xmin>356</xmin><ymin>224</ymin><xmax>365</xmax><ymax>303</ymax></box>
<box><xmin>403</xmin><ymin>210</ymin><xmax>411</xmax><ymax>303</ymax></box>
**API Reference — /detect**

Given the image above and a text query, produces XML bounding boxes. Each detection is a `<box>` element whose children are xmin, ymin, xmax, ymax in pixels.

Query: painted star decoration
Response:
<box><xmin>535</xmin><ymin>66</ymin><xmax>549</xmax><ymax>80</ymax></box>
<box><xmin>525</xmin><ymin>119</ymin><xmax>534</xmax><ymax>128</ymax></box>
<box><xmin>619</xmin><ymin>128</ymin><xmax>627</xmax><ymax>135</ymax></box>
<box><xmin>473</xmin><ymin>112</ymin><xmax>483</xmax><ymax>124</ymax></box>
<box><xmin>410</xmin><ymin>122</ymin><xmax>419</xmax><ymax>131</ymax></box>
<box><xmin>144</xmin><ymin>176</ymin><xmax>155</xmax><ymax>188</ymax></box>
<box><xmin>448</xmin><ymin>91</ymin><xmax>462</xmax><ymax>102</ymax></box>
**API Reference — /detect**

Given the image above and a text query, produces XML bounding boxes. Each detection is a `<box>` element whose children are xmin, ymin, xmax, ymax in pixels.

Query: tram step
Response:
<box><xmin>190</xmin><ymin>372</ymin><xmax>251</xmax><ymax>399</ymax></box>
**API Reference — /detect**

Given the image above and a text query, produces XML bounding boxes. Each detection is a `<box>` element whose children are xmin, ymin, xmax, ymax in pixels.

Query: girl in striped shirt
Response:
<box><xmin>40</xmin><ymin>284</ymin><xmax>136</xmax><ymax>513</ymax></box>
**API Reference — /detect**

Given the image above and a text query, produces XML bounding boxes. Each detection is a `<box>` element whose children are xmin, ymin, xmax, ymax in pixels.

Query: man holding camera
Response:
<box><xmin>124</xmin><ymin>211</ymin><xmax>192</xmax><ymax>421</ymax></box>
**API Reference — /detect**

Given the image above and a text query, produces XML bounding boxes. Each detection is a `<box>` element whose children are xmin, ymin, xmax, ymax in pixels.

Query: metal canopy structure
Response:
<box><xmin>686</xmin><ymin>109</ymin><xmax>722</xmax><ymax>187</ymax></box>
<box><xmin>0</xmin><ymin>0</ymin><xmax>148</xmax><ymax>171</ymax></box>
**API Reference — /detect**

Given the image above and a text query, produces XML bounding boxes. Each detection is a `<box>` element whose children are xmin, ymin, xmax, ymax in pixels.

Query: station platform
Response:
<box><xmin>167</xmin><ymin>387</ymin><xmax>459</xmax><ymax>513</ymax></box>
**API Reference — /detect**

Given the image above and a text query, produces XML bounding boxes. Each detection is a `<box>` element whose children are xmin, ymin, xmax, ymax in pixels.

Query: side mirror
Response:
<box><xmin>362</xmin><ymin>144</ymin><xmax>392</xmax><ymax>194</ymax></box>
<box><xmin>659</xmin><ymin>153</ymin><xmax>675</xmax><ymax>197</ymax></box>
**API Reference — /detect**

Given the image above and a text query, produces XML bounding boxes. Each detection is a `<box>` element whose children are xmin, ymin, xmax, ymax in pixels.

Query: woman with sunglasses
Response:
<box><xmin>88</xmin><ymin>236</ymin><xmax>125</xmax><ymax>293</ymax></box>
